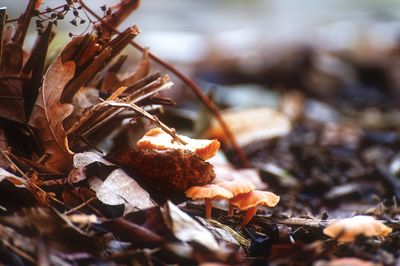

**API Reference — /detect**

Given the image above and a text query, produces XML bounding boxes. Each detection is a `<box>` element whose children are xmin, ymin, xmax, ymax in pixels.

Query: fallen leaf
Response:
<box><xmin>162</xmin><ymin>201</ymin><xmax>219</xmax><ymax>251</ymax></box>
<box><xmin>323</xmin><ymin>215</ymin><xmax>392</xmax><ymax>242</ymax></box>
<box><xmin>206</xmin><ymin>107</ymin><xmax>291</xmax><ymax>146</ymax></box>
<box><xmin>137</xmin><ymin>127</ymin><xmax>220</xmax><ymax>160</ymax></box>
<box><xmin>73</xmin><ymin>151</ymin><xmax>113</xmax><ymax>169</ymax></box>
<box><xmin>89</xmin><ymin>168</ymin><xmax>155</xmax><ymax>214</ymax></box>
<box><xmin>28</xmin><ymin>56</ymin><xmax>75</xmax><ymax>173</ymax></box>
<box><xmin>105</xmin><ymin>148</ymin><xmax>215</xmax><ymax>203</ymax></box>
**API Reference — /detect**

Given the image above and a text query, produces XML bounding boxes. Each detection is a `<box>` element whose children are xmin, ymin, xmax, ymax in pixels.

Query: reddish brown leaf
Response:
<box><xmin>28</xmin><ymin>56</ymin><xmax>75</xmax><ymax>173</ymax></box>
<box><xmin>105</xmin><ymin>148</ymin><xmax>215</xmax><ymax>203</ymax></box>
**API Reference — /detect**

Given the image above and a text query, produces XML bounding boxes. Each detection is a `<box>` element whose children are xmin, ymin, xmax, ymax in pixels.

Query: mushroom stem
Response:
<box><xmin>204</xmin><ymin>198</ymin><xmax>213</xmax><ymax>219</ymax></box>
<box><xmin>240</xmin><ymin>206</ymin><xmax>257</xmax><ymax>227</ymax></box>
<box><xmin>228</xmin><ymin>205</ymin><xmax>234</xmax><ymax>216</ymax></box>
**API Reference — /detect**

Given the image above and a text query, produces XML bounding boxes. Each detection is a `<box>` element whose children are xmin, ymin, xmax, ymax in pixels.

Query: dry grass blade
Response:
<box><xmin>67</xmin><ymin>75</ymin><xmax>181</xmax><ymax>144</ymax></box>
<box><xmin>0</xmin><ymin>7</ymin><xmax>6</xmax><ymax>67</ymax></box>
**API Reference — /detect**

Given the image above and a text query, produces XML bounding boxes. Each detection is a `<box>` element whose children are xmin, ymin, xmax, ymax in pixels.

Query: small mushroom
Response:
<box><xmin>323</xmin><ymin>215</ymin><xmax>392</xmax><ymax>242</ymax></box>
<box><xmin>217</xmin><ymin>179</ymin><xmax>255</xmax><ymax>216</ymax></box>
<box><xmin>137</xmin><ymin>127</ymin><xmax>220</xmax><ymax>160</ymax></box>
<box><xmin>229</xmin><ymin>190</ymin><xmax>280</xmax><ymax>226</ymax></box>
<box><xmin>185</xmin><ymin>184</ymin><xmax>233</xmax><ymax>219</ymax></box>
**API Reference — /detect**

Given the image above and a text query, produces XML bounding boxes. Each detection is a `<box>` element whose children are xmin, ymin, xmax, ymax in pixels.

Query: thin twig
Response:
<box><xmin>78</xmin><ymin>0</ymin><xmax>249</xmax><ymax>167</ymax></box>
<box><xmin>63</xmin><ymin>196</ymin><xmax>96</xmax><ymax>215</ymax></box>
<box><xmin>101</xmin><ymin>100</ymin><xmax>187</xmax><ymax>145</ymax></box>
<box><xmin>0</xmin><ymin>150</ymin><xmax>67</xmax><ymax>208</ymax></box>
<box><xmin>1</xmin><ymin>239</ymin><xmax>36</xmax><ymax>263</ymax></box>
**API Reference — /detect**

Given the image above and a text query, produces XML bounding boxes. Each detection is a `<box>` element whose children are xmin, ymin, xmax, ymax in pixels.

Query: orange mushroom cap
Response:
<box><xmin>217</xmin><ymin>179</ymin><xmax>255</xmax><ymax>197</ymax></box>
<box><xmin>185</xmin><ymin>184</ymin><xmax>233</xmax><ymax>200</ymax></box>
<box><xmin>137</xmin><ymin>128</ymin><xmax>220</xmax><ymax>160</ymax></box>
<box><xmin>229</xmin><ymin>190</ymin><xmax>280</xmax><ymax>210</ymax></box>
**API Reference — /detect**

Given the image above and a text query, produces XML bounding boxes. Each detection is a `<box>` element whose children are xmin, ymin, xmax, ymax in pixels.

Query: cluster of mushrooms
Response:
<box><xmin>137</xmin><ymin>127</ymin><xmax>280</xmax><ymax>226</ymax></box>
<box><xmin>185</xmin><ymin>180</ymin><xmax>280</xmax><ymax>226</ymax></box>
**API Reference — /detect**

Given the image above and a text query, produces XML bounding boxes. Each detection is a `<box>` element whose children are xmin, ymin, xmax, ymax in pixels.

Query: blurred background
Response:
<box><xmin>5</xmin><ymin>0</ymin><xmax>400</xmax><ymax>124</ymax></box>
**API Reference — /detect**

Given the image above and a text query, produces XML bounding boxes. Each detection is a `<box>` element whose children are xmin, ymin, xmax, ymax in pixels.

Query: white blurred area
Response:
<box><xmin>3</xmin><ymin>0</ymin><xmax>400</xmax><ymax>63</ymax></box>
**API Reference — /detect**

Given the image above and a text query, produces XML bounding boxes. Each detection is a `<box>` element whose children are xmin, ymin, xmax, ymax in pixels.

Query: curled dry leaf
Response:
<box><xmin>89</xmin><ymin>168</ymin><xmax>155</xmax><ymax>214</ymax></box>
<box><xmin>105</xmin><ymin>148</ymin><xmax>215</xmax><ymax>203</ymax></box>
<box><xmin>206</xmin><ymin>107</ymin><xmax>291</xmax><ymax>146</ymax></box>
<box><xmin>137</xmin><ymin>127</ymin><xmax>220</xmax><ymax>160</ymax></box>
<box><xmin>28</xmin><ymin>56</ymin><xmax>75</xmax><ymax>173</ymax></box>
<box><xmin>323</xmin><ymin>215</ymin><xmax>392</xmax><ymax>242</ymax></box>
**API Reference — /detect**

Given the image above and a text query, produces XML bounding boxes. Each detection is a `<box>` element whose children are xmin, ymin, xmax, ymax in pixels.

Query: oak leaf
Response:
<box><xmin>28</xmin><ymin>56</ymin><xmax>75</xmax><ymax>173</ymax></box>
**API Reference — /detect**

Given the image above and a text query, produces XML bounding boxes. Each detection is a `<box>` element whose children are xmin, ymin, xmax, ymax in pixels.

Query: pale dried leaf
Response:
<box><xmin>89</xmin><ymin>168</ymin><xmax>155</xmax><ymax>214</ymax></box>
<box><xmin>207</xmin><ymin>107</ymin><xmax>291</xmax><ymax>146</ymax></box>
<box><xmin>163</xmin><ymin>201</ymin><xmax>219</xmax><ymax>251</ymax></box>
<box><xmin>323</xmin><ymin>215</ymin><xmax>392</xmax><ymax>242</ymax></box>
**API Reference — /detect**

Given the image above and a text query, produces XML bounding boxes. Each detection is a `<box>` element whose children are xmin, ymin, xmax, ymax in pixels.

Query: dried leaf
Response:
<box><xmin>106</xmin><ymin>148</ymin><xmax>215</xmax><ymax>203</ymax></box>
<box><xmin>89</xmin><ymin>168</ymin><xmax>155</xmax><ymax>214</ymax></box>
<box><xmin>73</xmin><ymin>151</ymin><xmax>113</xmax><ymax>168</ymax></box>
<box><xmin>323</xmin><ymin>215</ymin><xmax>392</xmax><ymax>242</ymax></box>
<box><xmin>162</xmin><ymin>201</ymin><xmax>219</xmax><ymax>251</ymax></box>
<box><xmin>206</xmin><ymin>107</ymin><xmax>291</xmax><ymax>146</ymax></box>
<box><xmin>28</xmin><ymin>56</ymin><xmax>75</xmax><ymax>173</ymax></box>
